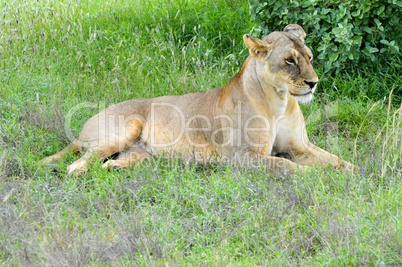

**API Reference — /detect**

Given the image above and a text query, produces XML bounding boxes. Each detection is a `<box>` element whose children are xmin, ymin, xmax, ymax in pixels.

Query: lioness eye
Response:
<box><xmin>286</xmin><ymin>58</ymin><xmax>296</xmax><ymax>65</ymax></box>
<box><xmin>309</xmin><ymin>57</ymin><xmax>314</xmax><ymax>64</ymax></box>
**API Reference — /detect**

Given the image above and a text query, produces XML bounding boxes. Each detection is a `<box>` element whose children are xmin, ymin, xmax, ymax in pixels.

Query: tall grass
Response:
<box><xmin>1</xmin><ymin>0</ymin><xmax>401</xmax><ymax>265</ymax></box>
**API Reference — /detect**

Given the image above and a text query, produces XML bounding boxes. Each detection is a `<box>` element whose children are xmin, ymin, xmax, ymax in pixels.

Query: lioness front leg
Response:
<box><xmin>294</xmin><ymin>142</ymin><xmax>358</xmax><ymax>172</ymax></box>
<box><xmin>233</xmin><ymin>153</ymin><xmax>309</xmax><ymax>176</ymax></box>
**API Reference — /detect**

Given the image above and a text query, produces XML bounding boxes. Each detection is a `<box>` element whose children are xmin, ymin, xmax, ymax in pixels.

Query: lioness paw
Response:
<box><xmin>67</xmin><ymin>160</ymin><xmax>88</xmax><ymax>176</ymax></box>
<box><xmin>102</xmin><ymin>160</ymin><xmax>129</xmax><ymax>169</ymax></box>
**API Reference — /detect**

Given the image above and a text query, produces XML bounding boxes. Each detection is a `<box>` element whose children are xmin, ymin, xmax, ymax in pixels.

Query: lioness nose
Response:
<box><xmin>304</xmin><ymin>81</ymin><xmax>317</xmax><ymax>89</ymax></box>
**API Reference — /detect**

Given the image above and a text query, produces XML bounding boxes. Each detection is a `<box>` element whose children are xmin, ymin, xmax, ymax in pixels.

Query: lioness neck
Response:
<box><xmin>218</xmin><ymin>56</ymin><xmax>288</xmax><ymax>115</ymax></box>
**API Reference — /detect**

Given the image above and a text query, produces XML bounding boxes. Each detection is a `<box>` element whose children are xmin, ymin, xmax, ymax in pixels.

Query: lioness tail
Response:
<box><xmin>40</xmin><ymin>140</ymin><xmax>80</xmax><ymax>164</ymax></box>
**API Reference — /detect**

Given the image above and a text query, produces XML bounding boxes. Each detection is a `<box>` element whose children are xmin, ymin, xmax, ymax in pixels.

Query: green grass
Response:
<box><xmin>1</xmin><ymin>0</ymin><xmax>401</xmax><ymax>266</ymax></box>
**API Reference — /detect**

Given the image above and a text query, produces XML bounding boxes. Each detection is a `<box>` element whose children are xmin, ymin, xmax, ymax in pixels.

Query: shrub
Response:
<box><xmin>252</xmin><ymin>0</ymin><xmax>402</xmax><ymax>73</ymax></box>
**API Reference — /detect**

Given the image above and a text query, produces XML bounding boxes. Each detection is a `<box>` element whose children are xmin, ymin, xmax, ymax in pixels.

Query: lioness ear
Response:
<box><xmin>284</xmin><ymin>24</ymin><xmax>307</xmax><ymax>43</ymax></box>
<box><xmin>243</xmin><ymin>34</ymin><xmax>272</xmax><ymax>59</ymax></box>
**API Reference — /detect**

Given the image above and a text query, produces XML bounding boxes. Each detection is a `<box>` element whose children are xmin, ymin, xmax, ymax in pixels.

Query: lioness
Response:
<box><xmin>41</xmin><ymin>24</ymin><xmax>357</xmax><ymax>175</ymax></box>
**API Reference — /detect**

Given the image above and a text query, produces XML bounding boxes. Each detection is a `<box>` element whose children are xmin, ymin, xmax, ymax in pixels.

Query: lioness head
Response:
<box><xmin>244</xmin><ymin>24</ymin><xmax>318</xmax><ymax>104</ymax></box>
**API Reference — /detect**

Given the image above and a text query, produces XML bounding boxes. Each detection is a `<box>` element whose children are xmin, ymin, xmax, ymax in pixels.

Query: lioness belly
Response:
<box><xmin>139</xmin><ymin>122</ymin><xmax>217</xmax><ymax>162</ymax></box>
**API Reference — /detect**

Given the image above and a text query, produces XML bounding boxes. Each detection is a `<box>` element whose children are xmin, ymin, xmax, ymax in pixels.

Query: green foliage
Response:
<box><xmin>252</xmin><ymin>0</ymin><xmax>402</xmax><ymax>73</ymax></box>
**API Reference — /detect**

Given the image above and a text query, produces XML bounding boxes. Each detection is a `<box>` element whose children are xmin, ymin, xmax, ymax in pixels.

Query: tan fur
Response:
<box><xmin>41</xmin><ymin>24</ymin><xmax>357</xmax><ymax>175</ymax></box>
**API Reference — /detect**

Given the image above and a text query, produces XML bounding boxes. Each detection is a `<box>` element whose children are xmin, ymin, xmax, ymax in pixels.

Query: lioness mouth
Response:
<box><xmin>291</xmin><ymin>91</ymin><xmax>312</xmax><ymax>97</ymax></box>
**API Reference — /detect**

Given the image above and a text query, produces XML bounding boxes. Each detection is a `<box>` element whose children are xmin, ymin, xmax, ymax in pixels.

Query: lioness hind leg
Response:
<box><xmin>67</xmin><ymin>118</ymin><xmax>144</xmax><ymax>174</ymax></box>
<box><xmin>66</xmin><ymin>151</ymin><xmax>92</xmax><ymax>175</ymax></box>
<box><xmin>102</xmin><ymin>144</ymin><xmax>151</xmax><ymax>169</ymax></box>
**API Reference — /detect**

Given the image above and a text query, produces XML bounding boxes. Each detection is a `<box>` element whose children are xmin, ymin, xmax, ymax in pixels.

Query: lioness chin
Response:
<box><xmin>41</xmin><ymin>24</ymin><xmax>357</xmax><ymax>175</ymax></box>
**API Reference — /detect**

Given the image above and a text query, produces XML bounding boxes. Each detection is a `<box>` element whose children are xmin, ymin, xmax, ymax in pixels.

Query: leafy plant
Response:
<box><xmin>252</xmin><ymin>0</ymin><xmax>402</xmax><ymax>73</ymax></box>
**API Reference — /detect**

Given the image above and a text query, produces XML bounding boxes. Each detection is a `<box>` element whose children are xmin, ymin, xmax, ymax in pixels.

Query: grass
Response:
<box><xmin>1</xmin><ymin>0</ymin><xmax>401</xmax><ymax>266</ymax></box>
